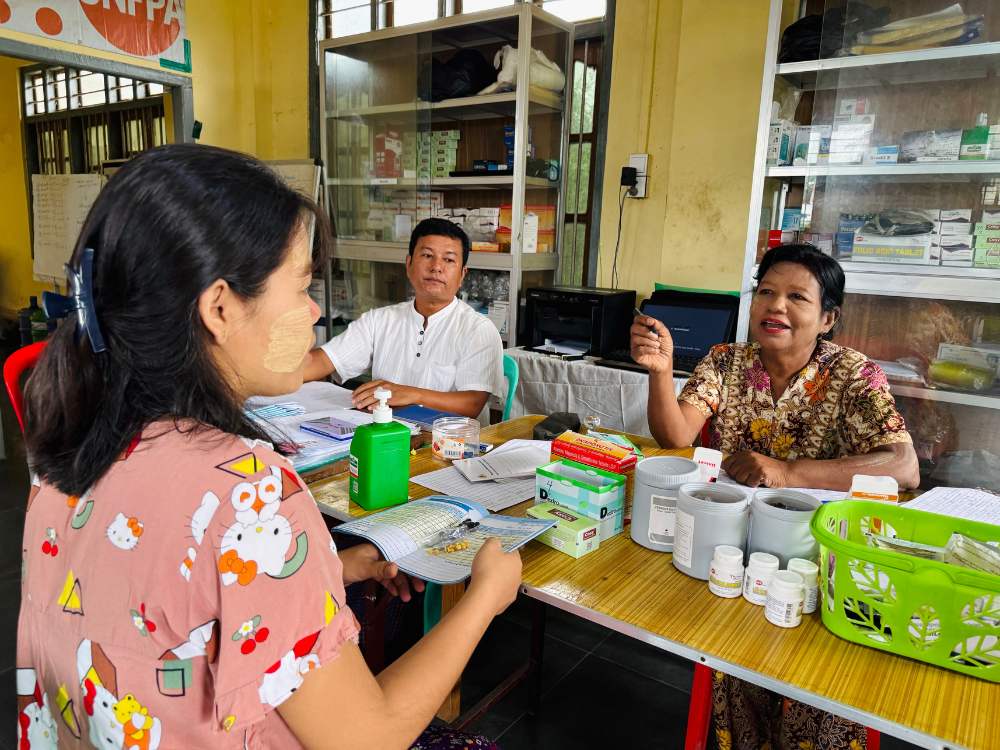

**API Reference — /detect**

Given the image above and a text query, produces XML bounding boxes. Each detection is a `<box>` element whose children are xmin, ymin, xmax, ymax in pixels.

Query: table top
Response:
<box><xmin>307</xmin><ymin>416</ymin><xmax>998</xmax><ymax>750</ymax></box>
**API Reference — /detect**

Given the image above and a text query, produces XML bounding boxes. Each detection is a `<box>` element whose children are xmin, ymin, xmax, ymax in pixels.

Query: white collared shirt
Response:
<box><xmin>320</xmin><ymin>297</ymin><xmax>505</xmax><ymax>401</ymax></box>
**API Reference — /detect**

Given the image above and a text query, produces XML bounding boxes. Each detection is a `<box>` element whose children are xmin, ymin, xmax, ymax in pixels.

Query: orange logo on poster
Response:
<box><xmin>79</xmin><ymin>0</ymin><xmax>183</xmax><ymax>57</ymax></box>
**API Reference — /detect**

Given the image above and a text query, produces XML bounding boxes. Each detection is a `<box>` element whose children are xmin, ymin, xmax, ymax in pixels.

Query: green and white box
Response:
<box><xmin>526</xmin><ymin>502</ymin><xmax>600</xmax><ymax>559</ymax></box>
<box><xmin>535</xmin><ymin>458</ymin><xmax>626</xmax><ymax>541</ymax></box>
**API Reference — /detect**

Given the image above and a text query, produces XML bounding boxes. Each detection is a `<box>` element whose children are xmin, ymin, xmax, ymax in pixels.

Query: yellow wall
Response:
<box><xmin>597</xmin><ymin>0</ymin><xmax>777</xmax><ymax>298</ymax></box>
<box><xmin>0</xmin><ymin>55</ymin><xmax>44</xmax><ymax>317</ymax></box>
<box><xmin>0</xmin><ymin>0</ymin><xmax>311</xmax><ymax>316</ymax></box>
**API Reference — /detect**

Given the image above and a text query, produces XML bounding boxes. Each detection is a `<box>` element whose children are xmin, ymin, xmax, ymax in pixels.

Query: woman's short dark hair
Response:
<box><xmin>24</xmin><ymin>143</ymin><xmax>331</xmax><ymax>495</ymax></box>
<box><xmin>408</xmin><ymin>217</ymin><xmax>471</xmax><ymax>266</ymax></box>
<box><xmin>754</xmin><ymin>243</ymin><xmax>845</xmax><ymax>338</ymax></box>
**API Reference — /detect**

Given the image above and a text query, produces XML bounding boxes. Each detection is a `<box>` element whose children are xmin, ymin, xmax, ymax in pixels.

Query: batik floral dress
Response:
<box><xmin>679</xmin><ymin>340</ymin><xmax>911</xmax><ymax>461</ymax></box>
<box><xmin>16</xmin><ymin>421</ymin><xmax>360</xmax><ymax>749</ymax></box>
<box><xmin>679</xmin><ymin>340</ymin><xmax>911</xmax><ymax>750</ymax></box>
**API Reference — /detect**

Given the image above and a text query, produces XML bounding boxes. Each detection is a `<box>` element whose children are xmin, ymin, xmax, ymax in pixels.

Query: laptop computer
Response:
<box><xmin>595</xmin><ymin>288</ymin><xmax>739</xmax><ymax>376</ymax></box>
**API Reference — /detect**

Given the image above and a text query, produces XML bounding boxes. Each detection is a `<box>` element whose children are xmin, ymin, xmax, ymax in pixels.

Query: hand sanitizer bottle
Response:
<box><xmin>349</xmin><ymin>388</ymin><xmax>410</xmax><ymax>510</ymax></box>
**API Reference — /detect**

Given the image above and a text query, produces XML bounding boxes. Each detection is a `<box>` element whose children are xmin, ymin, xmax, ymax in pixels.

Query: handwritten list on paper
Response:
<box><xmin>31</xmin><ymin>174</ymin><xmax>105</xmax><ymax>282</ymax></box>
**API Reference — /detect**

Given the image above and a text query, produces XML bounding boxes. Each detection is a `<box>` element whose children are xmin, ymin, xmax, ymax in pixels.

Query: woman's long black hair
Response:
<box><xmin>24</xmin><ymin>143</ymin><xmax>330</xmax><ymax>495</ymax></box>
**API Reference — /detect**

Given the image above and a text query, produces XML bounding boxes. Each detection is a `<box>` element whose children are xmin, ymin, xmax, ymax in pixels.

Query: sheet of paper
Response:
<box><xmin>905</xmin><ymin>487</ymin><xmax>1000</xmax><ymax>525</ymax></box>
<box><xmin>716</xmin><ymin>471</ymin><xmax>848</xmax><ymax>504</ymax></box>
<box><xmin>246</xmin><ymin>381</ymin><xmax>355</xmax><ymax>412</ymax></box>
<box><xmin>31</xmin><ymin>174</ymin><xmax>105</xmax><ymax>281</ymax></box>
<box><xmin>454</xmin><ymin>440</ymin><xmax>551</xmax><ymax>482</ymax></box>
<box><xmin>411</xmin><ymin>466</ymin><xmax>537</xmax><ymax>511</ymax></box>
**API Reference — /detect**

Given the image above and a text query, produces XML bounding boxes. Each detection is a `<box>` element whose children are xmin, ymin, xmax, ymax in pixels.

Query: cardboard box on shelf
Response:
<box><xmin>900</xmin><ymin>129</ymin><xmax>962</xmax><ymax>162</ymax></box>
<box><xmin>768</xmin><ymin>119</ymin><xmax>795</xmax><ymax>166</ymax></box>
<box><xmin>934</xmin><ymin>234</ymin><xmax>974</xmax><ymax>266</ymax></box>
<box><xmin>851</xmin><ymin>232</ymin><xmax>935</xmax><ymax>264</ymax></box>
<box><xmin>936</xmin><ymin>343</ymin><xmax>1000</xmax><ymax>379</ymax></box>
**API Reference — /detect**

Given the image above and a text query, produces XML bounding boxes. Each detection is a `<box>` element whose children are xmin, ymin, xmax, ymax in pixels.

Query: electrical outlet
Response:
<box><xmin>628</xmin><ymin>153</ymin><xmax>648</xmax><ymax>198</ymax></box>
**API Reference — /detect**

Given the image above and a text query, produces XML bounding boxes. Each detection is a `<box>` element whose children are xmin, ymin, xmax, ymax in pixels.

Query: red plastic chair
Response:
<box><xmin>3</xmin><ymin>341</ymin><xmax>47</xmax><ymax>433</ymax></box>
<box><xmin>683</xmin><ymin>423</ymin><xmax>880</xmax><ymax>750</ymax></box>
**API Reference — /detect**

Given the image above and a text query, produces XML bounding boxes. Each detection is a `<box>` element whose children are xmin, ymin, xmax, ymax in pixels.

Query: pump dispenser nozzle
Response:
<box><xmin>373</xmin><ymin>388</ymin><xmax>392</xmax><ymax>423</ymax></box>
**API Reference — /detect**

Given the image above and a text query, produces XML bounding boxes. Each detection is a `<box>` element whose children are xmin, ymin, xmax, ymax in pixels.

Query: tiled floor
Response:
<box><xmin>0</xmin><ymin>360</ymin><xmax>920</xmax><ymax>750</ymax></box>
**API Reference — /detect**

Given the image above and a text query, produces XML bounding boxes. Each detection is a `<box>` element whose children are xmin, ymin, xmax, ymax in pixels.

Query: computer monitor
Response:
<box><xmin>641</xmin><ymin>289</ymin><xmax>739</xmax><ymax>371</ymax></box>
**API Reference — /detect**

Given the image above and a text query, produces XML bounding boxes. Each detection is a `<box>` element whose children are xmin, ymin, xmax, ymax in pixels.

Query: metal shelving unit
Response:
<box><xmin>741</xmin><ymin>1</ymin><xmax>1000</xmax><ymax>490</ymax></box>
<box><xmin>318</xmin><ymin>5</ymin><xmax>573</xmax><ymax>343</ymax></box>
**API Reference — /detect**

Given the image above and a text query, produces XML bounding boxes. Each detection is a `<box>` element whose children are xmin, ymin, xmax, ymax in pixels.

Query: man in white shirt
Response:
<box><xmin>304</xmin><ymin>218</ymin><xmax>505</xmax><ymax>419</ymax></box>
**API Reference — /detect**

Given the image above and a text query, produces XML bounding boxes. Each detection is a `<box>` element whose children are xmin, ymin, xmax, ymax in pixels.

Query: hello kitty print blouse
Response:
<box><xmin>16</xmin><ymin>421</ymin><xmax>359</xmax><ymax>750</ymax></box>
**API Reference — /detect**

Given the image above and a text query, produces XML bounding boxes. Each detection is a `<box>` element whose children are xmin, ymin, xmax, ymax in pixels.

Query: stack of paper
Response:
<box><xmin>412</xmin><ymin>440</ymin><xmax>552</xmax><ymax>512</ymax></box>
<box><xmin>245</xmin><ymin>382</ymin><xmax>416</xmax><ymax>472</ymax></box>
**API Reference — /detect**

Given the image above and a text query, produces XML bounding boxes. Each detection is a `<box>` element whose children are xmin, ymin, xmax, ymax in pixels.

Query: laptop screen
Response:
<box><xmin>641</xmin><ymin>302</ymin><xmax>734</xmax><ymax>361</ymax></box>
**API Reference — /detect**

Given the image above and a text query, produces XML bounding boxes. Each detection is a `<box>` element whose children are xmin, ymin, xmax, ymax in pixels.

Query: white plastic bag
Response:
<box><xmin>479</xmin><ymin>45</ymin><xmax>566</xmax><ymax>94</ymax></box>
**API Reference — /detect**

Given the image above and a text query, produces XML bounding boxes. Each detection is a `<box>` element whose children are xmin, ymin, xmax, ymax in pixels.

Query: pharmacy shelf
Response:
<box><xmin>890</xmin><ymin>383</ymin><xmax>1000</xmax><ymax>411</ymax></box>
<box><xmin>777</xmin><ymin>42</ymin><xmax>1000</xmax><ymax>90</ymax></box>
<box><xmin>326</xmin><ymin>88</ymin><xmax>564</xmax><ymax>121</ymax></box>
<box><xmin>766</xmin><ymin>162</ymin><xmax>1000</xmax><ymax>178</ymax></box>
<box><xmin>840</xmin><ymin>262</ymin><xmax>1000</xmax><ymax>304</ymax></box>
<box><xmin>331</xmin><ymin>239</ymin><xmax>559</xmax><ymax>271</ymax></box>
<box><xmin>327</xmin><ymin>175</ymin><xmax>558</xmax><ymax>191</ymax></box>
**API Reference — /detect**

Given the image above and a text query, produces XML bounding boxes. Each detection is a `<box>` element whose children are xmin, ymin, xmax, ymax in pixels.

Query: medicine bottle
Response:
<box><xmin>743</xmin><ymin>551</ymin><xmax>779</xmax><ymax>605</ymax></box>
<box><xmin>787</xmin><ymin>558</ymin><xmax>819</xmax><ymax>614</ymax></box>
<box><xmin>764</xmin><ymin>570</ymin><xmax>805</xmax><ymax>628</ymax></box>
<box><xmin>708</xmin><ymin>545</ymin><xmax>744</xmax><ymax>598</ymax></box>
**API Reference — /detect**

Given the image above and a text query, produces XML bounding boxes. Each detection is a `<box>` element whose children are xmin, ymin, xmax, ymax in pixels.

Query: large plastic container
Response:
<box><xmin>811</xmin><ymin>500</ymin><xmax>1000</xmax><ymax>682</ymax></box>
<box><xmin>631</xmin><ymin>456</ymin><xmax>701</xmax><ymax>552</ymax></box>
<box><xmin>349</xmin><ymin>389</ymin><xmax>410</xmax><ymax>510</ymax></box>
<box><xmin>673</xmin><ymin>483</ymin><xmax>750</xmax><ymax>580</ymax></box>
<box><xmin>747</xmin><ymin>489</ymin><xmax>821</xmax><ymax>566</ymax></box>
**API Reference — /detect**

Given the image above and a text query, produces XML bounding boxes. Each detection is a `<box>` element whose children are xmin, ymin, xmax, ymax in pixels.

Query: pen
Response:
<box><xmin>634</xmin><ymin>307</ymin><xmax>658</xmax><ymax>335</ymax></box>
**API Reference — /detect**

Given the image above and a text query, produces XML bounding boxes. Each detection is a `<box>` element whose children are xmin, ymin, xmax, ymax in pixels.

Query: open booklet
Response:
<box><xmin>333</xmin><ymin>495</ymin><xmax>556</xmax><ymax>584</ymax></box>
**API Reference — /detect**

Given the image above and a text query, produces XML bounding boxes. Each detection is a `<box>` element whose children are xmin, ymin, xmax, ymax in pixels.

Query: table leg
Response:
<box><xmin>528</xmin><ymin>597</ymin><xmax>546</xmax><ymax>715</ymax></box>
<box><xmin>434</xmin><ymin>583</ymin><xmax>466</xmax><ymax>722</ymax></box>
<box><xmin>684</xmin><ymin>663</ymin><xmax>714</xmax><ymax>750</ymax></box>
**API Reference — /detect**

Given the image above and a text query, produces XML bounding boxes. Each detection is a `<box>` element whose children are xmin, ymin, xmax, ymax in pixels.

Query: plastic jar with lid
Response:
<box><xmin>787</xmin><ymin>558</ymin><xmax>819</xmax><ymax>614</ymax></box>
<box><xmin>672</xmin><ymin>482</ymin><xmax>750</xmax><ymax>580</ymax></box>
<box><xmin>708</xmin><ymin>545</ymin><xmax>745</xmax><ymax>598</ymax></box>
<box><xmin>631</xmin><ymin>456</ymin><xmax>701</xmax><ymax>552</ymax></box>
<box><xmin>764</xmin><ymin>570</ymin><xmax>805</xmax><ymax>628</ymax></box>
<box><xmin>742</xmin><ymin>551</ymin><xmax>779</xmax><ymax>605</ymax></box>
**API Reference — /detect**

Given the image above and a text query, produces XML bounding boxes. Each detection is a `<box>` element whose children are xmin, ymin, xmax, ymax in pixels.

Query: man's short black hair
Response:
<box><xmin>408</xmin><ymin>217</ymin><xmax>471</xmax><ymax>266</ymax></box>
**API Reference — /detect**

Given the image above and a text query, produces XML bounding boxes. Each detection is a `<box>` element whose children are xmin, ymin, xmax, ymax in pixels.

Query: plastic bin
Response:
<box><xmin>810</xmin><ymin>500</ymin><xmax>1000</xmax><ymax>682</ymax></box>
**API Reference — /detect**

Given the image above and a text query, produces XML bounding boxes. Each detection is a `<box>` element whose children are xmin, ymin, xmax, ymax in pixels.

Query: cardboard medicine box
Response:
<box><xmin>527</xmin><ymin>502</ymin><xmax>600</xmax><ymax>559</ymax></box>
<box><xmin>536</xmin><ymin>458</ymin><xmax>626</xmax><ymax>541</ymax></box>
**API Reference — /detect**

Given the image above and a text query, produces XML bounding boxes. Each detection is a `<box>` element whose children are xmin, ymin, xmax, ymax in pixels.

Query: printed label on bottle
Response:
<box><xmin>765</xmin><ymin>595</ymin><xmax>802</xmax><ymax>627</ymax></box>
<box><xmin>673</xmin><ymin>509</ymin><xmax>694</xmax><ymax>567</ymax></box>
<box><xmin>438</xmin><ymin>437</ymin><xmax>466</xmax><ymax>460</ymax></box>
<box><xmin>708</xmin><ymin>567</ymin><xmax>743</xmax><ymax>598</ymax></box>
<box><xmin>802</xmin><ymin>586</ymin><xmax>818</xmax><ymax>614</ymax></box>
<box><xmin>349</xmin><ymin>454</ymin><xmax>359</xmax><ymax>478</ymax></box>
<box><xmin>648</xmin><ymin>494</ymin><xmax>675</xmax><ymax>545</ymax></box>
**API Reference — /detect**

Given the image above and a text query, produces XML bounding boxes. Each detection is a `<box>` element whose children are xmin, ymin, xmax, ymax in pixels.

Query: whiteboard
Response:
<box><xmin>32</xmin><ymin>174</ymin><xmax>105</xmax><ymax>282</ymax></box>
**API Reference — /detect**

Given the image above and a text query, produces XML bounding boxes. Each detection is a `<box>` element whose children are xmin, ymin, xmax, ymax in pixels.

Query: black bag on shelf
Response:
<box><xmin>778</xmin><ymin>3</ymin><xmax>889</xmax><ymax>63</ymax></box>
<box><xmin>418</xmin><ymin>49</ymin><xmax>497</xmax><ymax>102</ymax></box>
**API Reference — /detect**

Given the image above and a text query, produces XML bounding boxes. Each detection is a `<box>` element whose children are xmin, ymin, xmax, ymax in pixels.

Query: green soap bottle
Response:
<box><xmin>349</xmin><ymin>387</ymin><xmax>410</xmax><ymax>510</ymax></box>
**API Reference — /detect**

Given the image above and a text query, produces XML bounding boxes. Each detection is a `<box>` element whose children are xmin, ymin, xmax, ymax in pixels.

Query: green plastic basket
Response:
<box><xmin>810</xmin><ymin>500</ymin><xmax>1000</xmax><ymax>682</ymax></box>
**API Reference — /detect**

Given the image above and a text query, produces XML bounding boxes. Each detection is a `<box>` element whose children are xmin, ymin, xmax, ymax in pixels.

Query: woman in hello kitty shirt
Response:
<box><xmin>17</xmin><ymin>144</ymin><xmax>520</xmax><ymax>750</ymax></box>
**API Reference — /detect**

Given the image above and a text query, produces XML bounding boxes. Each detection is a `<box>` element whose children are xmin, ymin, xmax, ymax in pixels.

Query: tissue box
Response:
<box><xmin>527</xmin><ymin>502</ymin><xmax>600</xmax><ymax>558</ymax></box>
<box><xmin>536</xmin><ymin>459</ymin><xmax>626</xmax><ymax>541</ymax></box>
<box><xmin>551</xmin><ymin>431</ymin><xmax>638</xmax><ymax>473</ymax></box>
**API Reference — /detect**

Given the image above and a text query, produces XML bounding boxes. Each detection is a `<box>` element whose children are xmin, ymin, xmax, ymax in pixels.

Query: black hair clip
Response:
<box><xmin>42</xmin><ymin>247</ymin><xmax>107</xmax><ymax>353</ymax></box>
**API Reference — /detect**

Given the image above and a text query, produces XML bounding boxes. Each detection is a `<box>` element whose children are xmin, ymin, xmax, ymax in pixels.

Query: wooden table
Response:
<box><xmin>308</xmin><ymin>416</ymin><xmax>999</xmax><ymax>749</ymax></box>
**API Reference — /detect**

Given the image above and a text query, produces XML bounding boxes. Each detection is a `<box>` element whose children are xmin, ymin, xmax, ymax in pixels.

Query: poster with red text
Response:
<box><xmin>0</xmin><ymin>1</ymin><xmax>189</xmax><ymax>71</ymax></box>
